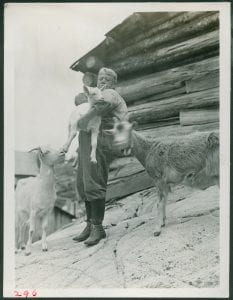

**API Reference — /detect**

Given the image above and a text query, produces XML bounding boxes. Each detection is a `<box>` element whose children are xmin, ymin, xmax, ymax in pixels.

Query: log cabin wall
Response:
<box><xmin>71</xmin><ymin>11</ymin><xmax>219</xmax><ymax>202</ymax></box>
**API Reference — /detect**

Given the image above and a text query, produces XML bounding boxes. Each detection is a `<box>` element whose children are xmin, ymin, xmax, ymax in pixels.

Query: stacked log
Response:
<box><xmin>107</xmin><ymin>12</ymin><xmax>218</xmax><ymax>63</ymax></box>
<box><xmin>70</xmin><ymin>11</ymin><xmax>220</xmax><ymax>202</ymax></box>
<box><xmin>128</xmin><ymin>88</ymin><xmax>219</xmax><ymax>125</ymax></box>
<box><xmin>180</xmin><ymin>109</ymin><xmax>219</xmax><ymax>126</ymax></box>
<box><xmin>116</xmin><ymin>56</ymin><xmax>219</xmax><ymax>103</ymax></box>
<box><xmin>108</xmin><ymin>29</ymin><xmax>219</xmax><ymax>77</ymax></box>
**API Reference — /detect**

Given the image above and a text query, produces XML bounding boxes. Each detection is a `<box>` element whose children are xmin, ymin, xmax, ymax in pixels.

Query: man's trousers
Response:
<box><xmin>77</xmin><ymin>130</ymin><xmax>115</xmax><ymax>203</ymax></box>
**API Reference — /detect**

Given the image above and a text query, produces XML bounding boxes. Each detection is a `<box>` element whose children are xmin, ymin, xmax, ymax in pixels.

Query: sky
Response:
<box><xmin>6</xmin><ymin>3</ymin><xmax>157</xmax><ymax>151</ymax></box>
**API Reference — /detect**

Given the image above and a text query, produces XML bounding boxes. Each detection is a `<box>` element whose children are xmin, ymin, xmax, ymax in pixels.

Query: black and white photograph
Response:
<box><xmin>4</xmin><ymin>2</ymin><xmax>230</xmax><ymax>298</ymax></box>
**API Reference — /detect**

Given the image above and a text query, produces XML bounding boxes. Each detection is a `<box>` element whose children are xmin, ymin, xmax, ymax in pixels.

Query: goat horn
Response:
<box><xmin>28</xmin><ymin>147</ymin><xmax>41</xmax><ymax>153</ymax></box>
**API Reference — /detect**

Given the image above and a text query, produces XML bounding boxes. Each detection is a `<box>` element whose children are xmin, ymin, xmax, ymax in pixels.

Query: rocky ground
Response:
<box><xmin>15</xmin><ymin>185</ymin><xmax>219</xmax><ymax>289</ymax></box>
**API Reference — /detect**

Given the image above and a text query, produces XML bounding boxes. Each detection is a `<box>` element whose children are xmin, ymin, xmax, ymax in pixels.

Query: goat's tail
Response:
<box><xmin>205</xmin><ymin>132</ymin><xmax>219</xmax><ymax>177</ymax></box>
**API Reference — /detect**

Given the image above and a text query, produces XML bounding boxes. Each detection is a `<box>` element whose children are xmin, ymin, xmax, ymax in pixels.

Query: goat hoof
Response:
<box><xmin>91</xmin><ymin>159</ymin><xmax>97</xmax><ymax>164</ymax></box>
<box><xmin>154</xmin><ymin>231</ymin><xmax>161</xmax><ymax>237</ymax></box>
<box><xmin>42</xmin><ymin>245</ymin><xmax>48</xmax><ymax>251</ymax></box>
<box><xmin>25</xmin><ymin>251</ymin><xmax>31</xmax><ymax>256</ymax></box>
<box><xmin>21</xmin><ymin>244</ymin><xmax>26</xmax><ymax>250</ymax></box>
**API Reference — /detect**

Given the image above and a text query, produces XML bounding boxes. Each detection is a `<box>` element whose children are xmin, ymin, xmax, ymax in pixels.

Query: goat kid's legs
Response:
<box><xmin>90</xmin><ymin>129</ymin><xmax>98</xmax><ymax>163</ymax></box>
<box><xmin>154</xmin><ymin>181</ymin><xmax>169</xmax><ymax>237</ymax></box>
<box><xmin>25</xmin><ymin>211</ymin><xmax>36</xmax><ymax>256</ymax></box>
<box><xmin>41</xmin><ymin>215</ymin><xmax>49</xmax><ymax>251</ymax></box>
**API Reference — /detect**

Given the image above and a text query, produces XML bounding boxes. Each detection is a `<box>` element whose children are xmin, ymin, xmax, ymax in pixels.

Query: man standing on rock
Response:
<box><xmin>73</xmin><ymin>67</ymin><xmax>128</xmax><ymax>246</ymax></box>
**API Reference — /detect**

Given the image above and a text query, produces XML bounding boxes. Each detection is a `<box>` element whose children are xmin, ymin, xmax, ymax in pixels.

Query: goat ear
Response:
<box><xmin>103</xmin><ymin>129</ymin><xmax>115</xmax><ymax>135</ymax></box>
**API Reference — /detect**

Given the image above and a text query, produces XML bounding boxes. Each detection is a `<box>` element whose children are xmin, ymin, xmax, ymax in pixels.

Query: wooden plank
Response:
<box><xmin>128</xmin><ymin>88</ymin><xmax>219</xmax><ymax>125</ymax></box>
<box><xmin>109</xmin><ymin>12</ymin><xmax>218</xmax><ymax>63</ymax></box>
<box><xmin>122</xmin><ymin>12</ymin><xmax>213</xmax><ymax>46</ymax></box>
<box><xmin>110</xmin><ymin>30</ymin><xmax>219</xmax><ymax>77</ymax></box>
<box><xmin>185</xmin><ymin>70</ymin><xmax>219</xmax><ymax>93</ymax></box>
<box><xmin>136</xmin><ymin>117</ymin><xmax>180</xmax><ymax>131</ymax></box>
<box><xmin>106</xmin><ymin>13</ymin><xmax>182</xmax><ymax>43</ymax></box>
<box><xmin>15</xmin><ymin>151</ymin><xmax>39</xmax><ymax>176</ymax></box>
<box><xmin>108</xmin><ymin>156</ymin><xmax>144</xmax><ymax>181</ymax></box>
<box><xmin>180</xmin><ymin>109</ymin><xmax>219</xmax><ymax>126</ymax></box>
<box><xmin>140</xmin><ymin>122</ymin><xmax>219</xmax><ymax>140</ymax></box>
<box><xmin>129</xmin><ymin>86</ymin><xmax>186</xmax><ymax>107</ymax></box>
<box><xmin>116</xmin><ymin>56</ymin><xmax>219</xmax><ymax>103</ymax></box>
<box><xmin>106</xmin><ymin>170</ymin><xmax>154</xmax><ymax>202</ymax></box>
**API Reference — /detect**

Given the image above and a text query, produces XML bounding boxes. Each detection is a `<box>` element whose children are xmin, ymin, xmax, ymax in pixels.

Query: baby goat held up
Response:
<box><xmin>107</xmin><ymin>118</ymin><xmax>219</xmax><ymax>237</ymax></box>
<box><xmin>61</xmin><ymin>86</ymin><xmax>103</xmax><ymax>164</ymax></box>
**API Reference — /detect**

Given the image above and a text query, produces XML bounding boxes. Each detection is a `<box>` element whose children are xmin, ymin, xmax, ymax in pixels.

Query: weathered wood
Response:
<box><xmin>129</xmin><ymin>86</ymin><xmax>187</xmax><ymax>107</ymax></box>
<box><xmin>185</xmin><ymin>70</ymin><xmax>219</xmax><ymax>93</ymax></box>
<box><xmin>105</xmin><ymin>13</ymin><xmax>186</xmax><ymax>46</ymax></box>
<box><xmin>125</xmin><ymin>12</ymin><xmax>213</xmax><ymax>46</ymax></box>
<box><xmin>110</xmin><ymin>29</ymin><xmax>219</xmax><ymax>77</ymax></box>
<box><xmin>106</xmin><ymin>170</ymin><xmax>154</xmax><ymax>201</ymax></box>
<box><xmin>128</xmin><ymin>88</ymin><xmax>219</xmax><ymax>124</ymax></box>
<box><xmin>109</xmin><ymin>12</ymin><xmax>219</xmax><ymax>63</ymax></box>
<box><xmin>116</xmin><ymin>56</ymin><xmax>219</xmax><ymax>103</ymax></box>
<box><xmin>109</xmin><ymin>156</ymin><xmax>144</xmax><ymax>181</ymax></box>
<box><xmin>140</xmin><ymin>122</ymin><xmax>219</xmax><ymax>140</ymax></box>
<box><xmin>82</xmin><ymin>72</ymin><xmax>97</xmax><ymax>87</ymax></box>
<box><xmin>180</xmin><ymin>109</ymin><xmax>219</xmax><ymax>126</ymax></box>
<box><xmin>107</xmin><ymin>12</ymin><xmax>200</xmax><ymax>51</ymax></box>
<box><xmin>106</xmin><ymin>13</ymin><xmax>146</xmax><ymax>41</ymax></box>
<box><xmin>105</xmin><ymin>36</ymin><xmax>116</xmax><ymax>47</ymax></box>
<box><xmin>131</xmin><ymin>12</ymin><xmax>182</xmax><ymax>29</ymax></box>
<box><xmin>136</xmin><ymin>117</ymin><xmax>180</xmax><ymax>131</ymax></box>
<box><xmin>73</xmin><ymin>14</ymin><xmax>183</xmax><ymax>66</ymax></box>
<box><xmin>15</xmin><ymin>151</ymin><xmax>39</xmax><ymax>176</ymax></box>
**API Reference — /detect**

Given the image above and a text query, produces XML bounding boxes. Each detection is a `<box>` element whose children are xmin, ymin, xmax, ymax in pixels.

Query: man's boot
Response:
<box><xmin>84</xmin><ymin>199</ymin><xmax>106</xmax><ymax>246</ymax></box>
<box><xmin>73</xmin><ymin>201</ymin><xmax>92</xmax><ymax>242</ymax></box>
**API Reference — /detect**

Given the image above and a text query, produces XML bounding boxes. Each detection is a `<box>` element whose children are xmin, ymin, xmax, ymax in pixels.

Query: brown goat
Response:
<box><xmin>106</xmin><ymin>118</ymin><xmax>219</xmax><ymax>236</ymax></box>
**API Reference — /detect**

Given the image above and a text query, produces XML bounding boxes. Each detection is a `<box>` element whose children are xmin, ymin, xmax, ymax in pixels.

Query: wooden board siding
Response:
<box><xmin>180</xmin><ymin>109</ymin><xmax>219</xmax><ymax>126</ymax></box>
<box><xmin>15</xmin><ymin>151</ymin><xmax>39</xmax><ymax>176</ymax></box>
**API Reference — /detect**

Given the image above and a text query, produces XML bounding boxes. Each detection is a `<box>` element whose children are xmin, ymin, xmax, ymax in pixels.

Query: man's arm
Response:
<box><xmin>77</xmin><ymin>90</ymin><xmax>118</xmax><ymax>130</ymax></box>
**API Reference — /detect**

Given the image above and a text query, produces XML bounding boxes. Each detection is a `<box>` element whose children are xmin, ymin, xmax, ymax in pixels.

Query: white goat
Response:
<box><xmin>107</xmin><ymin>118</ymin><xmax>219</xmax><ymax>236</ymax></box>
<box><xmin>15</xmin><ymin>146</ymin><xmax>63</xmax><ymax>255</ymax></box>
<box><xmin>62</xmin><ymin>86</ymin><xmax>102</xmax><ymax>164</ymax></box>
